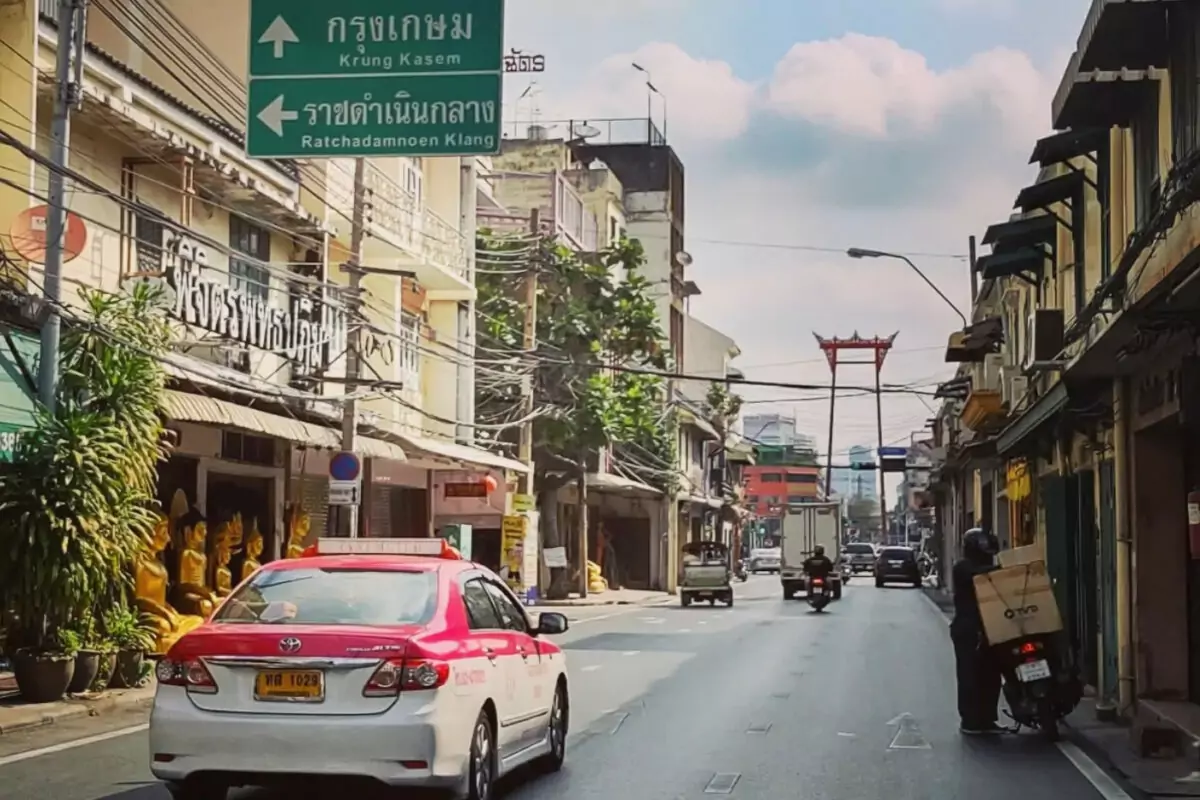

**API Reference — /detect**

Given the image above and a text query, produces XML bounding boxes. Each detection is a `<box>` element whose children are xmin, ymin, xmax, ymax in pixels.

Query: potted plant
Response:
<box><xmin>67</xmin><ymin>616</ymin><xmax>104</xmax><ymax>695</ymax></box>
<box><xmin>102</xmin><ymin>607</ymin><xmax>153</xmax><ymax>689</ymax></box>
<box><xmin>0</xmin><ymin>286</ymin><xmax>173</xmax><ymax>704</ymax></box>
<box><xmin>11</xmin><ymin>628</ymin><xmax>78</xmax><ymax>703</ymax></box>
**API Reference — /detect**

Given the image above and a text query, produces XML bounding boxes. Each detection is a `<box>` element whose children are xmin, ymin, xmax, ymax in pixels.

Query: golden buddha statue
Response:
<box><xmin>173</xmin><ymin>518</ymin><xmax>219</xmax><ymax>618</ymax></box>
<box><xmin>135</xmin><ymin>514</ymin><xmax>204</xmax><ymax>654</ymax></box>
<box><xmin>286</xmin><ymin>506</ymin><xmax>311</xmax><ymax>559</ymax></box>
<box><xmin>242</xmin><ymin>520</ymin><xmax>265</xmax><ymax>582</ymax></box>
<box><xmin>210</xmin><ymin>515</ymin><xmax>243</xmax><ymax>599</ymax></box>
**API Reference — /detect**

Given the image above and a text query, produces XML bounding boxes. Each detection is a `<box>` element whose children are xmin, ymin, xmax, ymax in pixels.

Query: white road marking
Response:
<box><xmin>698</xmin><ymin>621</ymin><xmax>708</xmax><ymax>626</ymax></box>
<box><xmin>837</xmin><ymin>732</ymin><xmax>857</xmax><ymax>738</ymax></box>
<box><xmin>1056</xmin><ymin>741</ymin><xmax>1135</xmax><ymax>799</ymax></box>
<box><xmin>0</xmin><ymin>723</ymin><xmax>149</xmax><ymax>768</ymax></box>
<box><xmin>581</xmin><ymin>664</ymin><xmax>602</xmax><ymax>672</ymax></box>
<box><xmin>622</xmin><ymin>650</ymin><xmax>640</xmax><ymax>656</ymax></box>
<box><xmin>678</xmin><ymin>628</ymin><xmax>692</xmax><ymax>633</ymax></box>
<box><xmin>639</xmin><ymin>617</ymin><xmax>665</xmax><ymax>624</ymax></box>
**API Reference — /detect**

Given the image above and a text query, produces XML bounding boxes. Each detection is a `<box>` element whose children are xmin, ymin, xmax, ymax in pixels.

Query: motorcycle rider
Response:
<box><xmin>950</xmin><ymin>527</ymin><xmax>1003</xmax><ymax>735</ymax></box>
<box><xmin>802</xmin><ymin>544</ymin><xmax>834</xmax><ymax>589</ymax></box>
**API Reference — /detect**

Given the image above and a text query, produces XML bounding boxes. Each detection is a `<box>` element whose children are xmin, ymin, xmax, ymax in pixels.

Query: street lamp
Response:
<box><xmin>846</xmin><ymin>248</ymin><xmax>968</xmax><ymax>327</ymax></box>
<box><xmin>632</xmin><ymin>63</ymin><xmax>668</xmax><ymax>141</ymax></box>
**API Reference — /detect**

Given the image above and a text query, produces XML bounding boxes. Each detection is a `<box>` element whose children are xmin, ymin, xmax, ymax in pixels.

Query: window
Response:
<box><xmin>1171</xmin><ymin>5</ymin><xmax>1200</xmax><ymax>163</ymax></box>
<box><xmin>747</xmin><ymin>494</ymin><xmax>758</xmax><ymax>503</ymax></box>
<box><xmin>398</xmin><ymin>311</ymin><xmax>420</xmax><ymax>381</ymax></box>
<box><xmin>764</xmin><ymin>496</ymin><xmax>779</xmax><ymax>505</ymax></box>
<box><xmin>213</xmin><ymin>568</ymin><xmax>437</xmax><ymax>625</ymax></box>
<box><xmin>786</xmin><ymin>473</ymin><xmax>817</xmax><ymax>484</ymax></box>
<box><xmin>880</xmin><ymin>548</ymin><xmax>915</xmax><ymax>562</ymax></box>
<box><xmin>1132</xmin><ymin>91</ymin><xmax>1160</xmax><ymax>229</ymax></box>
<box><xmin>787</xmin><ymin>495</ymin><xmax>811</xmax><ymax>504</ymax></box>
<box><xmin>134</xmin><ymin>211</ymin><xmax>164</xmax><ymax>276</ymax></box>
<box><xmin>462</xmin><ymin>579</ymin><xmax>504</xmax><ymax>630</ymax></box>
<box><xmin>760</xmin><ymin>474</ymin><xmax>782</xmax><ymax>483</ymax></box>
<box><xmin>844</xmin><ymin>544</ymin><xmax>875</xmax><ymax>555</ymax></box>
<box><xmin>403</xmin><ymin>159</ymin><xmax>423</xmax><ymax>206</ymax></box>
<box><xmin>229</xmin><ymin>215</ymin><xmax>270</xmax><ymax>301</ymax></box>
<box><xmin>482</xmin><ymin>580</ymin><xmax>528</xmax><ymax>633</ymax></box>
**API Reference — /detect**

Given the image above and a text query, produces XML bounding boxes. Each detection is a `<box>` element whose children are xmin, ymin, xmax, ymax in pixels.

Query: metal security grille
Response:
<box><xmin>298</xmin><ymin>476</ymin><xmax>330</xmax><ymax>539</ymax></box>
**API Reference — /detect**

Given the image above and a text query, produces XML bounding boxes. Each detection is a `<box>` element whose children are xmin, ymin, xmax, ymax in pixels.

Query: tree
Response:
<box><xmin>0</xmin><ymin>284</ymin><xmax>171</xmax><ymax>651</ymax></box>
<box><xmin>475</xmin><ymin>233</ymin><xmax>671</xmax><ymax>597</ymax></box>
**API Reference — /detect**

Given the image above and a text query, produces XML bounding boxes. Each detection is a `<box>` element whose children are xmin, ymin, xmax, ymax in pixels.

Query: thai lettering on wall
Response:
<box><xmin>162</xmin><ymin>233</ymin><xmax>346</xmax><ymax>373</ymax></box>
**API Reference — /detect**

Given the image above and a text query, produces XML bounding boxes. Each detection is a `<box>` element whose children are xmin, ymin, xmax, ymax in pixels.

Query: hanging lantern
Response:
<box><xmin>483</xmin><ymin>474</ymin><xmax>498</xmax><ymax>493</ymax></box>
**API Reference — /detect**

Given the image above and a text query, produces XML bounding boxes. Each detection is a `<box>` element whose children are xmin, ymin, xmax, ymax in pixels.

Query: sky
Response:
<box><xmin>500</xmin><ymin>0</ymin><xmax>1091</xmax><ymax>495</ymax></box>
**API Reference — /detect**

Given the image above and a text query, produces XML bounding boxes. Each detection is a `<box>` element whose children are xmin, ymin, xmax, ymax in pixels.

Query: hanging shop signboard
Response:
<box><xmin>159</xmin><ymin>232</ymin><xmax>347</xmax><ymax>374</ymax></box>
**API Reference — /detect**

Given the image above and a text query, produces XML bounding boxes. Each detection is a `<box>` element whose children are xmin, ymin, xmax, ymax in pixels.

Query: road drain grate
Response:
<box><xmin>705</xmin><ymin>773</ymin><xmax>741</xmax><ymax>794</ymax></box>
<box><xmin>746</xmin><ymin>723</ymin><xmax>772</xmax><ymax>734</ymax></box>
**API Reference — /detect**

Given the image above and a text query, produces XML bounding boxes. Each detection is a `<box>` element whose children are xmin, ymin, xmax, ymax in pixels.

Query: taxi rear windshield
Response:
<box><xmin>213</xmin><ymin>568</ymin><xmax>437</xmax><ymax>626</ymax></box>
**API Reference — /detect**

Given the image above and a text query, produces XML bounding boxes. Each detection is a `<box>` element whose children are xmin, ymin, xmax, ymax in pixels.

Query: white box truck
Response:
<box><xmin>780</xmin><ymin>502</ymin><xmax>844</xmax><ymax>600</ymax></box>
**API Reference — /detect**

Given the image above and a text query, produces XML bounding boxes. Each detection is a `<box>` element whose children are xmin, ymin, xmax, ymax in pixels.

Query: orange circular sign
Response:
<box><xmin>9</xmin><ymin>204</ymin><xmax>87</xmax><ymax>264</ymax></box>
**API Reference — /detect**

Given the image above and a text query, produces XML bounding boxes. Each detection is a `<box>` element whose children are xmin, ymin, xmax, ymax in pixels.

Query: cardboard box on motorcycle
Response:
<box><xmin>972</xmin><ymin>557</ymin><xmax>1063</xmax><ymax>646</ymax></box>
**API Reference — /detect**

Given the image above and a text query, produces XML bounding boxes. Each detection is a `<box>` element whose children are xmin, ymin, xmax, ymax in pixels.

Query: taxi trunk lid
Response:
<box><xmin>177</xmin><ymin>624</ymin><xmax>419</xmax><ymax>716</ymax></box>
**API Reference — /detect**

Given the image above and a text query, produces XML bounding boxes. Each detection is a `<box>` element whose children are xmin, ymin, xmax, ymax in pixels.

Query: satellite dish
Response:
<box><xmin>571</xmin><ymin>123</ymin><xmax>601</xmax><ymax>140</ymax></box>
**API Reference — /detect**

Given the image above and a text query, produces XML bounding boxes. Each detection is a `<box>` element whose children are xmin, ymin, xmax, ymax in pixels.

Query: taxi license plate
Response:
<box><xmin>254</xmin><ymin>669</ymin><xmax>324</xmax><ymax>701</ymax></box>
<box><xmin>1016</xmin><ymin>659</ymin><xmax>1051</xmax><ymax>683</ymax></box>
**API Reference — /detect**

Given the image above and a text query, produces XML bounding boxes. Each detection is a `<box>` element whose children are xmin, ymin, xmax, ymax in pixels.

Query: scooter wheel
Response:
<box><xmin>1037</xmin><ymin>698</ymin><xmax>1060</xmax><ymax>742</ymax></box>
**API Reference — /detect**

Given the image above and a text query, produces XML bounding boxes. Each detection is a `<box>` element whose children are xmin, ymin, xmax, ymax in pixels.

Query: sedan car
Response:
<box><xmin>150</xmin><ymin>537</ymin><xmax>570</xmax><ymax>800</ymax></box>
<box><xmin>748</xmin><ymin>547</ymin><xmax>782</xmax><ymax>574</ymax></box>
<box><xmin>841</xmin><ymin>542</ymin><xmax>877</xmax><ymax>574</ymax></box>
<box><xmin>874</xmin><ymin>546</ymin><xmax>923</xmax><ymax>588</ymax></box>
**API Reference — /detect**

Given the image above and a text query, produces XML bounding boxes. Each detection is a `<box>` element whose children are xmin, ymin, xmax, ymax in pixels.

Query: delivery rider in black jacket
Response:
<box><xmin>950</xmin><ymin>528</ymin><xmax>1003</xmax><ymax>735</ymax></box>
<box><xmin>803</xmin><ymin>545</ymin><xmax>834</xmax><ymax>586</ymax></box>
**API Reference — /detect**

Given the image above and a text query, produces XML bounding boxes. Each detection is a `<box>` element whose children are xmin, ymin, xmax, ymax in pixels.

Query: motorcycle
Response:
<box><xmin>993</xmin><ymin>632</ymin><xmax>1082</xmax><ymax>741</ymax></box>
<box><xmin>807</xmin><ymin>577</ymin><xmax>831</xmax><ymax>612</ymax></box>
<box><xmin>840</xmin><ymin>562</ymin><xmax>852</xmax><ymax>584</ymax></box>
<box><xmin>734</xmin><ymin>561</ymin><xmax>748</xmax><ymax>582</ymax></box>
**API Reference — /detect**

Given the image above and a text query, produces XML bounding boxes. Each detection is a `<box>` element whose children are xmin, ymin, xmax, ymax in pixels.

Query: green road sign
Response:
<box><xmin>245</xmin><ymin>0</ymin><xmax>504</xmax><ymax>158</ymax></box>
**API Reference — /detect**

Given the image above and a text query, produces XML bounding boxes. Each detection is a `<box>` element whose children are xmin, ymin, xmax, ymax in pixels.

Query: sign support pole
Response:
<box><xmin>38</xmin><ymin>0</ymin><xmax>87</xmax><ymax>412</ymax></box>
<box><xmin>519</xmin><ymin>208</ymin><xmax>538</xmax><ymax>498</ymax></box>
<box><xmin>337</xmin><ymin>157</ymin><xmax>367</xmax><ymax>538</ymax></box>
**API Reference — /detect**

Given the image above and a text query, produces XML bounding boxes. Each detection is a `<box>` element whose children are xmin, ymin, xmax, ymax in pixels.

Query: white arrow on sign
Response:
<box><xmin>257</xmin><ymin>95</ymin><xmax>298</xmax><ymax>136</ymax></box>
<box><xmin>258</xmin><ymin>15</ymin><xmax>299</xmax><ymax>58</ymax></box>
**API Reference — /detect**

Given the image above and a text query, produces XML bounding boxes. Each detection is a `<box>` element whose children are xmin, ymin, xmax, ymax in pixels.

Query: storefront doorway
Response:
<box><xmin>208</xmin><ymin>473</ymin><xmax>274</xmax><ymax>577</ymax></box>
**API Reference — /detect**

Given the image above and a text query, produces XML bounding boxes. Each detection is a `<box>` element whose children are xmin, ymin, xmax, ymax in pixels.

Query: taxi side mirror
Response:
<box><xmin>536</xmin><ymin>611</ymin><xmax>569</xmax><ymax>636</ymax></box>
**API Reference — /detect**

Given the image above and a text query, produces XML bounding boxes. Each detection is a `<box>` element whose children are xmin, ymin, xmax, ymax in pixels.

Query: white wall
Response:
<box><xmin>681</xmin><ymin>315</ymin><xmax>737</xmax><ymax>405</ymax></box>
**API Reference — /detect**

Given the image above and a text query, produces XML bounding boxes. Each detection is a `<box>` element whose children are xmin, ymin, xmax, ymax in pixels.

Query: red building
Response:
<box><xmin>743</xmin><ymin>464</ymin><xmax>823</xmax><ymax>518</ymax></box>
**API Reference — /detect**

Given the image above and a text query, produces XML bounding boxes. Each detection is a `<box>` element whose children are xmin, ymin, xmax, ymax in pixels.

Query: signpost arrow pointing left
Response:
<box><xmin>258</xmin><ymin>15</ymin><xmax>299</xmax><ymax>58</ymax></box>
<box><xmin>257</xmin><ymin>95</ymin><xmax>298</xmax><ymax>136</ymax></box>
<box><xmin>887</xmin><ymin>713</ymin><xmax>932</xmax><ymax>750</ymax></box>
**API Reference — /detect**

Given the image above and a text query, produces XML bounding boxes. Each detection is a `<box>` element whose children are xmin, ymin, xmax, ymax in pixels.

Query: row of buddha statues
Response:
<box><xmin>135</xmin><ymin>490</ymin><xmax>315</xmax><ymax>653</ymax></box>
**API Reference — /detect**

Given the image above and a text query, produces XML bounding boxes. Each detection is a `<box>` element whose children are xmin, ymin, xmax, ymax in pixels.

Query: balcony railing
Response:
<box><xmin>357</xmin><ymin>161</ymin><xmax>469</xmax><ymax>283</ymax></box>
<box><xmin>501</xmin><ymin>117</ymin><xmax>666</xmax><ymax>147</ymax></box>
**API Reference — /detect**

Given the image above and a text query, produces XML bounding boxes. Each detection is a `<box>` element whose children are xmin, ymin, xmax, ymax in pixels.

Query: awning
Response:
<box><xmin>392</xmin><ymin>431</ymin><xmax>530</xmax><ymax>474</ymax></box>
<box><xmin>1015</xmin><ymin>171</ymin><xmax>1087</xmax><ymax>213</ymax></box>
<box><xmin>1052</xmin><ymin>67</ymin><xmax>1162</xmax><ymax>130</ymax></box>
<box><xmin>585</xmin><ymin>471</ymin><xmax>662</xmax><ymax>497</ymax></box>
<box><xmin>982</xmin><ymin>214</ymin><xmax>1057</xmax><ymax>250</ymax></box>
<box><xmin>678</xmin><ymin>408</ymin><xmax>720</xmax><ymax>440</ymax></box>
<box><xmin>1029</xmin><ymin>127</ymin><xmax>1108</xmax><ymax>167</ymax></box>
<box><xmin>977</xmin><ymin>247</ymin><xmax>1049</xmax><ymax>282</ymax></box>
<box><xmin>161</xmin><ymin>390</ymin><xmax>407</xmax><ymax>462</ymax></box>
<box><xmin>996</xmin><ymin>382</ymin><xmax>1069</xmax><ymax>456</ymax></box>
<box><xmin>683</xmin><ymin>493</ymin><xmax>723</xmax><ymax>509</ymax></box>
<box><xmin>1074</xmin><ymin>0</ymin><xmax>1171</xmax><ymax>73</ymax></box>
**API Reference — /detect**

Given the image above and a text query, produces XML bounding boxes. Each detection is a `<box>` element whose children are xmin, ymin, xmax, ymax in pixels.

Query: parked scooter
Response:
<box><xmin>807</xmin><ymin>576</ymin><xmax>831</xmax><ymax>612</ymax></box>
<box><xmin>993</xmin><ymin>632</ymin><xmax>1082</xmax><ymax>741</ymax></box>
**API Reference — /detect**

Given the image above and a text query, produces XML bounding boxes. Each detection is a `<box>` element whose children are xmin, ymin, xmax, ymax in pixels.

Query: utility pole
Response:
<box><xmin>521</xmin><ymin>210</ymin><xmax>541</xmax><ymax>589</ymax></box>
<box><xmin>38</xmin><ymin>0</ymin><xmax>87</xmax><ymax>412</ymax></box>
<box><xmin>337</xmin><ymin>157</ymin><xmax>367</xmax><ymax>538</ymax></box>
<box><xmin>968</xmin><ymin>234</ymin><xmax>979</xmax><ymax>306</ymax></box>
<box><xmin>875</xmin><ymin>363</ymin><xmax>888</xmax><ymax>540</ymax></box>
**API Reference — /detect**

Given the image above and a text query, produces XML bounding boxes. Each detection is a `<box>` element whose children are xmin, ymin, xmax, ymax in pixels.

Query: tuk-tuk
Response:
<box><xmin>680</xmin><ymin>540</ymin><xmax>734</xmax><ymax>607</ymax></box>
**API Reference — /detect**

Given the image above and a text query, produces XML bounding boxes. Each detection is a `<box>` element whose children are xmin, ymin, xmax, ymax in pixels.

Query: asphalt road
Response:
<box><xmin>0</xmin><ymin>576</ymin><xmax>1133</xmax><ymax>800</ymax></box>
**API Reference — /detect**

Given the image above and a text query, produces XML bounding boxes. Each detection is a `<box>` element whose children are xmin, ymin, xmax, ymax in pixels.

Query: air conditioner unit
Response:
<box><xmin>1002</xmin><ymin>373</ymin><xmax>1028</xmax><ymax>409</ymax></box>
<box><xmin>1023</xmin><ymin>308</ymin><xmax>1066</xmax><ymax>371</ymax></box>
<box><xmin>983</xmin><ymin>353</ymin><xmax>1003</xmax><ymax>390</ymax></box>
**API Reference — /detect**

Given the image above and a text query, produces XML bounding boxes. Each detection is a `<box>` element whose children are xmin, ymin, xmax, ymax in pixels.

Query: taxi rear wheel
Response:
<box><xmin>537</xmin><ymin>682</ymin><xmax>568</xmax><ymax>773</ymax></box>
<box><xmin>467</xmin><ymin>710</ymin><xmax>495</xmax><ymax>800</ymax></box>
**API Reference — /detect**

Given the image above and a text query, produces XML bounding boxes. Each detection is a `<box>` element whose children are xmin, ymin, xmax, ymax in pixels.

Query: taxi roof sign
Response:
<box><xmin>309</xmin><ymin>538</ymin><xmax>460</xmax><ymax>559</ymax></box>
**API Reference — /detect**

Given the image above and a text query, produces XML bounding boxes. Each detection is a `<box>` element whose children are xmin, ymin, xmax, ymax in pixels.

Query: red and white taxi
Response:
<box><xmin>149</xmin><ymin>538</ymin><xmax>570</xmax><ymax>800</ymax></box>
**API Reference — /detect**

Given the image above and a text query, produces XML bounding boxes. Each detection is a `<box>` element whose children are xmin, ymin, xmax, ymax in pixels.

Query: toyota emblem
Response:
<box><xmin>279</xmin><ymin>637</ymin><xmax>302</xmax><ymax>654</ymax></box>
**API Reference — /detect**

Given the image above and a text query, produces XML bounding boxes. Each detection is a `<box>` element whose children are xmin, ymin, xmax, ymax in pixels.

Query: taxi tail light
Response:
<box><xmin>156</xmin><ymin>657</ymin><xmax>218</xmax><ymax>694</ymax></box>
<box><xmin>363</xmin><ymin>657</ymin><xmax>450</xmax><ymax>697</ymax></box>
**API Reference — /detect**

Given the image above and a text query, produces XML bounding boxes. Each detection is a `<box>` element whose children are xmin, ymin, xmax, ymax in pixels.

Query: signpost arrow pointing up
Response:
<box><xmin>258</xmin><ymin>15</ymin><xmax>299</xmax><ymax>59</ymax></box>
<box><xmin>256</xmin><ymin>95</ymin><xmax>298</xmax><ymax>136</ymax></box>
<box><xmin>886</xmin><ymin>713</ymin><xmax>931</xmax><ymax>750</ymax></box>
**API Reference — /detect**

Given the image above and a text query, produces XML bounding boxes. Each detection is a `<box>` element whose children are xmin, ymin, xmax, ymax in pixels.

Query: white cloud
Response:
<box><xmin>765</xmin><ymin>34</ymin><xmax>1053</xmax><ymax>141</ymax></box>
<box><xmin>495</xmin><ymin>25</ymin><xmax>1069</xmax><ymax>460</ymax></box>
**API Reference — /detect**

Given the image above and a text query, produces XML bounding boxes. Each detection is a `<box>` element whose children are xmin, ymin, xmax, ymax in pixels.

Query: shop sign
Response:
<box><xmin>511</xmin><ymin>493</ymin><xmax>533</xmax><ymax>512</ymax></box>
<box><xmin>501</xmin><ymin>515</ymin><xmax>526</xmax><ymax>590</ymax></box>
<box><xmin>444</xmin><ymin>481</ymin><xmax>487</xmax><ymax>498</ymax></box>
<box><xmin>503</xmin><ymin>49</ymin><xmax>545</xmax><ymax>73</ymax></box>
<box><xmin>1006</xmin><ymin>459</ymin><xmax>1031</xmax><ymax>501</ymax></box>
<box><xmin>161</xmin><ymin>232</ymin><xmax>346</xmax><ymax>373</ymax></box>
<box><xmin>0</xmin><ymin>426</ymin><xmax>21</xmax><ymax>462</ymax></box>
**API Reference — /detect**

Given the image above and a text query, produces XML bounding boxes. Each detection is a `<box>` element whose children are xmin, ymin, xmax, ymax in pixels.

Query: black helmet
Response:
<box><xmin>814</xmin><ymin>544</ymin><xmax>825</xmax><ymax>556</ymax></box>
<box><xmin>963</xmin><ymin>528</ymin><xmax>998</xmax><ymax>558</ymax></box>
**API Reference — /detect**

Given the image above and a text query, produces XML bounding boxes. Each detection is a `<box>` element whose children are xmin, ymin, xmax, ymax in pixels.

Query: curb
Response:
<box><xmin>1060</xmin><ymin>721</ymin><xmax>1153</xmax><ymax>800</ymax></box>
<box><xmin>0</xmin><ymin>689</ymin><xmax>155</xmax><ymax>736</ymax></box>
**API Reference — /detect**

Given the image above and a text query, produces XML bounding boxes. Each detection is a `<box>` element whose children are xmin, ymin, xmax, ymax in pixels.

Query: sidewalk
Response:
<box><xmin>1065</xmin><ymin>698</ymin><xmax>1200</xmax><ymax>797</ymax></box>
<box><xmin>532</xmin><ymin>587</ymin><xmax>674</xmax><ymax>607</ymax></box>
<box><xmin>0</xmin><ymin>675</ymin><xmax>156</xmax><ymax>735</ymax></box>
